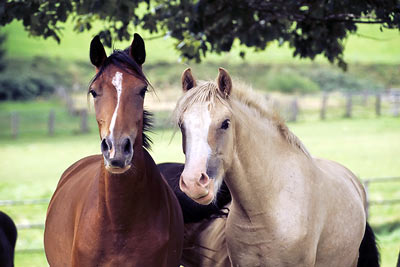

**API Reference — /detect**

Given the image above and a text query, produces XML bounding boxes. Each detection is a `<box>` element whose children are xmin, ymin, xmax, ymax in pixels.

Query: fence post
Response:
<box><xmin>320</xmin><ymin>92</ymin><xmax>328</xmax><ymax>120</ymax></box>
<box><xmin>375</xmin><ymin>93</ymin><xmax>381</xmax><ymax>117</ymax></box>
<box><xmin>11</xmin><ymin>112</ymin><xmax>19</xmax><ymax>139</ymax></box>
<box><xmin>288</xmin><ymin>97</ymin><xmax>299</xmax><ymax>122</ymax></box>
<box><xmin>344</xmin><ymin>92</ymin><xmax>353</xmax><ymax>118</ymax></box>
<box><xmin>393</xmin><ymin>92</ymin><xmax>400</xmax><ymax>117</ymax></box>
<box><xmin>66</xmin><ymin>96</ymin><xmax>74</xmax><ymax>115</ymax></box>
<box><xmin>80</xmin><ymin>110</ymin><xmax>89</xmax><ymax>133</ymax></box>
<box><xmin>362</xmin><ymin>90</ymin><xmax>369</xmax><ymax>106</ymax></box>
<box><xmin>48</xmin><ymin>109</ymin><xmax>55</xmax><ymax>136</ymax></box>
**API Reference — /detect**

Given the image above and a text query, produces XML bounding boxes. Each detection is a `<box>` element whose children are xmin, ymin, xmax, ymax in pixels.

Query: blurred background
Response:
<box><xmin>0</xmin><ymin>1</ymin><xmax>399</xmax><ymax>266</ymax></box>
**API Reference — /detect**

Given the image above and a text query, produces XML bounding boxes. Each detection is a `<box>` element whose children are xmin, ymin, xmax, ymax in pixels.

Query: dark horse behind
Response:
<box><xmin>0</xmin><ymin>211</ymin><xmax>17</xmax><ymax>267</ymax></box>
<box><xmin>158</xmin><ymin>162</ymin><xmax>231</xmax><ymax>223</ymax></box>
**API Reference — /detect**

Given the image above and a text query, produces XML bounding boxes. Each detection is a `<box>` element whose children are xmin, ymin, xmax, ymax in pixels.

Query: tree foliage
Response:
<box><xmin>1</xmin><ymin>0</ymin><xmax>400</xmax><ymax>69</ymax></box>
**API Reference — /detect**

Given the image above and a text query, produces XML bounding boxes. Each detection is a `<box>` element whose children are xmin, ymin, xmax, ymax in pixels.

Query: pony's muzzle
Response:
<box><xmin>101</xmin><ymin>137</ymin><xmax>133</xmax><ymax>173</ymax></box>
<box><xmin>179</xmin><ymin>172</ymin><xmax>215</xmax><ymax>205</ymax></box>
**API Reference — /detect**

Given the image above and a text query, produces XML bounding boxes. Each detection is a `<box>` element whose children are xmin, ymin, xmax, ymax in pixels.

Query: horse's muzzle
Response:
<box><xmin>101</xmin><ymin>136</ymin><xmax>133</xmax><ymax>174</ymax></box>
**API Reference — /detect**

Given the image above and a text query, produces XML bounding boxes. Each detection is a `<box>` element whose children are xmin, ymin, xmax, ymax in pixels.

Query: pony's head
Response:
<box><xmin>174</xmin><ymin>68</ymin><xmax>234</xmax><ymax>205</ymax></box>
<box><xmin>89</xmin><ymin>34</ymin><xmax>149</xmax><ymax>174</ymax></box>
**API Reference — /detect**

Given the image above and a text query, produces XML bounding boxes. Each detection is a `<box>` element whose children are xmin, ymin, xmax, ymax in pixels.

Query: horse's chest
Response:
<box><xmin>225</xmin><ymin>216</ymin><xmax>272</xmax><ymax>265</ymax></box>
<box><xmin>225</xmin><ymin>213</ymin><xmax>311</xmax><ymax>266</ymax></box>
<box><xmin>73</xmin><ymin>217</ymin><xmax>170</xmax><ymax>266</ymax></box>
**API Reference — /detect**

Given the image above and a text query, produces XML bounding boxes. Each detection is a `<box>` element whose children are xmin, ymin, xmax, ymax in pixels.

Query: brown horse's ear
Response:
<box><xmin>217</xmin><ymin>68</ymin><xmax>232</xmax><ymax>98</ymax></box>
<box><xmin>182</xmin><ymin>68</ymin><xmax>196</xmax><ymax>92</ymax></box>
<box><xmin>90</xmin><ymin>35</ymin><xmax>107</xmax><ymax>68</ymax></box>
<box><xmin>130</xmin><ymin>33</ymin><xmax>146</xmax><ymax>65</ymax></box>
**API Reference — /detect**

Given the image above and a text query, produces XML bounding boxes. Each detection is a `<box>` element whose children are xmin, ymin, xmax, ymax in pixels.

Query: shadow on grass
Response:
<box><xmin>373</xmin><ymin>220</ymin><xmax>400</xmax><ymax>235</ymax></box>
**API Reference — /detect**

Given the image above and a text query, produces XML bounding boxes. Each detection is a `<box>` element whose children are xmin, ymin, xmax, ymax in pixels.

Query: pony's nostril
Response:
<box><xmin>123</xmin><ymin>138</ymin><xmax>132</xmax><ymax>155</ymax></box>
<box><xmin>199</xmin><ymin>173</ymin><xmax>209</xmax><ymax>186</ymax></box>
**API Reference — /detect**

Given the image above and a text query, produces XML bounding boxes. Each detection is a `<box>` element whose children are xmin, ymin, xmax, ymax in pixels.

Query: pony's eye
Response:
<box><xmin>139</xmin><ymin>86</ymin><xmax>147</xmax><ymax>98</ymax></box>
<box><xmin>221</xmin><ymin>119</ymin><xmax>230</xmax><ymax>130</ymax></box>
<box><xmin>89</xmin><ymin>89</ymin><xmax>97</xmax><ymax>98</ymax></box>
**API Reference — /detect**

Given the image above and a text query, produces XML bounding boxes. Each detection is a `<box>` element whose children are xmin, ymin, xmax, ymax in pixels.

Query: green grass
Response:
<box><xmin>2</xmin><ymin>21</ymin><xmax>400</xmax><ymax>64</ymax></box>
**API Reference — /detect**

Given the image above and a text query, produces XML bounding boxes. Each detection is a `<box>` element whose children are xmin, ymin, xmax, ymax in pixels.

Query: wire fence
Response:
<box><xmin>1</xmin><ymin>176</ymin><xmax>399</xmax><ymax>253</ymax></box>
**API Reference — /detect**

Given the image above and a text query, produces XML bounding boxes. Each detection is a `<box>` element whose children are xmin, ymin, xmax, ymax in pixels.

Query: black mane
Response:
<box><xmin>89</xmin><ymin>48</ymin><xmax>152</xmax><ymax>150</ymax></box>
<box><xmin>142</xmin><ymin>110</ymin><xmax>153</xmax><ymax>150</ymax></box>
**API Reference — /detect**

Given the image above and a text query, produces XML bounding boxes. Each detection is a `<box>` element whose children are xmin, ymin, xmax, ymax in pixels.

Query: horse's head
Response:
<box><xmin>89</xmin><ymin>34</ymin><xmax>149</xmax><ymax>174</ymax></box>
<box><xmin>175</xmin><ymin>68</ymin><xmax>234</xmax><ymax>205</ymax></box>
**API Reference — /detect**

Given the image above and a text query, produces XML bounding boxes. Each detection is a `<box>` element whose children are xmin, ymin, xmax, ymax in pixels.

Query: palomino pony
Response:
<box><xmin>44</xmin><ymin>34</ymin><xmax>183</xmax><ymax>266</ymax></box>
<box><xmin>173</xmin><ymin>68</ymin><xmax>380</xmax><ymax>267</ymax></box>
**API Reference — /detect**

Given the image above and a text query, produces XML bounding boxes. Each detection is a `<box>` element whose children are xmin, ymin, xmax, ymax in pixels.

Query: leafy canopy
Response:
<box><xmin>1</xmin><ymin>0</ymin><xmax>400</xmax><ymax>69</ymax></box>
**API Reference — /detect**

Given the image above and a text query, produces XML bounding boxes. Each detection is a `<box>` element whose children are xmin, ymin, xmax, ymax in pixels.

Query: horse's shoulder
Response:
<box><xmin>313</xmin><ymin>157</ymin><xmax>366</xmax><ymax>204</ymax></box>
<box><xmin>53</xmin><ymin>155</ymin><xmax>102</xmax><ymax>197</ymax></box>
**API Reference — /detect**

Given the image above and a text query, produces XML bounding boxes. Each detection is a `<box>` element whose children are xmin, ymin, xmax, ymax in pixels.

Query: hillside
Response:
<box><xmin>2</xmin><ymin>21</ymin><xmax>400</xmax><ymax>64</ymax></box>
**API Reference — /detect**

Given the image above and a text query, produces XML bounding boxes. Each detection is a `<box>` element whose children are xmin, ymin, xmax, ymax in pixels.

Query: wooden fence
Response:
<box><xmin>1</xmin><ymin>176</ymin><xmax>399</xmax><ymax>253</ymax></box>
<box><xmin>7</xmin><ymin>109</ymin><xmax>89</xmax><ymax>139</ymax></box>
<box><xmin>275</xmin><ymin>90</ymin><xmax>400</xmax><ymax>122</ymax></box>
<box><xmin>2</xmin><ymin>90</ymin><xmax>400</xmax><ymax>138</ymax></box>
<box><xmin>363</xmin><ymin>176</ymin><xmax>400</xmax><ymax>219</ymax></box>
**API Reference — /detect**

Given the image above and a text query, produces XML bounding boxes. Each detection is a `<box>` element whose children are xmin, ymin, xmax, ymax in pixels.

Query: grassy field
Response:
<box><xmin>0</xmin><ymin>97</ymin><xmax>399</xmax><ymax>266</ymax></box>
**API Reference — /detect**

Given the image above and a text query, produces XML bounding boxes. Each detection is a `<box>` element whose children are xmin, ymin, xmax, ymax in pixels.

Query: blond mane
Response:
<box><xmin>173</xmin><ymin>79</ymin><xmax>310</xmax><ymax>157</ymax></box>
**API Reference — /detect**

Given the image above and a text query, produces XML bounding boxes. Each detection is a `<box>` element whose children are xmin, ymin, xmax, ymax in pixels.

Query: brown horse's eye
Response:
<box><xmin>221</xmin><ymin>119</ymin><xmax>230</xmax><ymax>130</ymax></box>
<box><xmin>139</xmin><ymin>86</ymin><xmax>147</xmax><ymax>98</ymax></box>
<box><xmin>89</xmin><ymin>89</ymin><xmax>97</xmax><ymax>98</ymax></box>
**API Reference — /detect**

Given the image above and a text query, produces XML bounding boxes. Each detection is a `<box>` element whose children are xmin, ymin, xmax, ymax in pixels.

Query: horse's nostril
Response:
<box><xmin>101</xmin><ymin>138</ymin><xmax>111</xmax><ymax>153</ymax></box>
<box><xmin>199</xmin><ymin>173</ymin><xmax>209</xmax><ymax>186</ymax></box>
<box><xmin>123</xmin><ymin>138</ymin><xmax>132</xmax><ymax>155</ymax></box>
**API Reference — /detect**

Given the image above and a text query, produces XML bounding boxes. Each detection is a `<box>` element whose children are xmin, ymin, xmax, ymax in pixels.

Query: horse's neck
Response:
<box><xmin>226</xmin><ymin>104</ymin><xmax>305</xmax><ymax>218</ymax></box>
<box><xmin>98</xmin><ymin>148</ymin><xmax>154</xmax><ymax>229</ymax></box>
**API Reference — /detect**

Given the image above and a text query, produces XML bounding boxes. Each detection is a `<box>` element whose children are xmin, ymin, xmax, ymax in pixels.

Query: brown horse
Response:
<box><xmin>173</xmin><ymin>68</ymin><xmax>380</xmax><ymax>267</ymax></box>
<box><xmin>44</xmin><ymin>34</ymin><xmax>183</xmax><ymax>267</ymax></box>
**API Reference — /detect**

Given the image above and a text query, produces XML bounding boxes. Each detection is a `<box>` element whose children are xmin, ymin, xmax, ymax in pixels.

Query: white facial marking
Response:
<box><xmin>109</xmin><ymin>71</ymin><xmax>123</xmax><ymax>158</ymax></box>
<box><xmin>183</xmin><ymin>102</ymin><xmax>212</xmax><ymax>170</ymax></box>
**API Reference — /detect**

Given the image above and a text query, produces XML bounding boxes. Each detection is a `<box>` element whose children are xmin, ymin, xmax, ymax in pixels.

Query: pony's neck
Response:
<box><xmin>98</xmin><ymin>146</ymin><xmax>151</xmax><ymax>229</ymax></box>
<box><xmin>226</xmin><ymin>100</ymin><xmax>304</xmax><ymax>216</ymax></box>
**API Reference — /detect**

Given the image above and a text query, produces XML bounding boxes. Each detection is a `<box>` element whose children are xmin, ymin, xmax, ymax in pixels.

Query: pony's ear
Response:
<box><xmin>130</xmin><ymin>33</ymin><xmax>146</xmax><ymax>65</ymax></box>
<box><xmin>90</xmin><ymin>35</ymin><xmax>107</xmax><ymax>68</ymax></box>
<box><xmin>181</xmin><ymin>68</ymin><xmax>196</xmax><ymax>92</ymax></box>
<box><xmin>217</xmin><ymin>68</ymin><xmax>232</xmax><ymax>97</ymax></box>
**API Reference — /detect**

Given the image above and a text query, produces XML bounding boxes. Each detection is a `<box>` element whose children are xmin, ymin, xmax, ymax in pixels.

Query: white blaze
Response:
<box><xmin>182</xmin><ymin>102</ymin><xmax>212</xmax><ymax>170</ymax></box>
<box><xmin>109</xmin><ymin>72</ymin><xmax>123</xmax><ymax>158</ymax></box>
